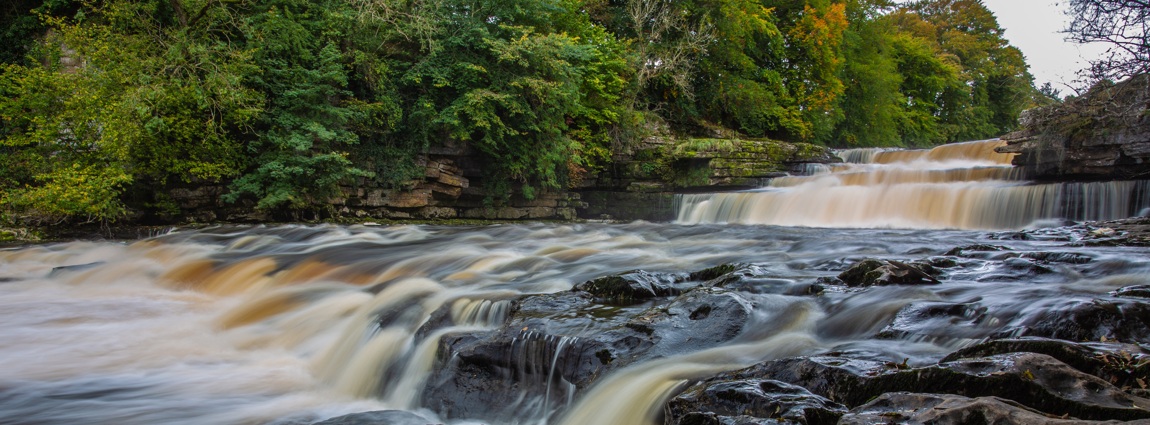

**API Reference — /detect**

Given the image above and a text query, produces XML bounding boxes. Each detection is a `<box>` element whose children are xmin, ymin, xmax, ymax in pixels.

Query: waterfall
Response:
<box><xmin>675</xmin><ymin>140</ymin><xmax>1150</xmax><ymax>230</ymax></box>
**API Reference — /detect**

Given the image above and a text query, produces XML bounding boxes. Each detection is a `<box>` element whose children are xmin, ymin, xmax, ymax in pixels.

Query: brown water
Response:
<box><xmin>676</xmin><ymin>140</ymin><xmax>1150</xmax><ymax>229</ymax></box>
<box><xmin>1</xmin><ymin>141</ymin><xmax>1149</xmax><ymax>425</ymax></box>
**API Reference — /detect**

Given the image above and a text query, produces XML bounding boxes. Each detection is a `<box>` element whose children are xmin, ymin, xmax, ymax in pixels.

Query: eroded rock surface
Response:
<box><xmin>677</xmin><ymin>353</ymin><xmax>1150</xmax><ymax>422</ymax></box>
<box><xmin>839</xmin><ymin>393</ymin><xmax>1148</xmax><ymax>425</ymax></box>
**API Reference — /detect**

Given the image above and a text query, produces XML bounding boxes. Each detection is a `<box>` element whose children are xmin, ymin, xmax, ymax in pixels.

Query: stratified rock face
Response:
<box><xmin>998</xmin><ymin>75</ymin><xmax>1150</xmax><ymax>181</ymax></box>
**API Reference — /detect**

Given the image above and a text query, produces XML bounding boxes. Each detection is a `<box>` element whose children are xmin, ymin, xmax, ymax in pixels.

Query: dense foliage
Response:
<box><xmin>0</xmin><ymin>0</ymin><xmax>1046</xmax><ymax>222</ymax></box>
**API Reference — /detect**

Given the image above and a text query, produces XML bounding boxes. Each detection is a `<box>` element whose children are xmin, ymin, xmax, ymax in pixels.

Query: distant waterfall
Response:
<box><xmin>675</xmin><ymin>140</ymin><xmax>1150</xmax><ymax>230</ymax></box>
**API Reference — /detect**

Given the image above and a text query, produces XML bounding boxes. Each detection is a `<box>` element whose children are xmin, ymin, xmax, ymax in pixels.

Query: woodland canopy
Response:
<box><xmin>0</xmin><ymin>0</ymin><xmax>1048</xmax><ymax>222</ymax></box>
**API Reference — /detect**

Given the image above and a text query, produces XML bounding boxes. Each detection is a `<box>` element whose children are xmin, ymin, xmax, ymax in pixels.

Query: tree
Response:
<box><xmin>400</xmin><ymin>0</ymin><xmax>631</xmax><ymax>199</ymax></box>
<box><xmin>834</xmin><ymin>0</ymin><xmax>905</xmax><ymax>146</ymax></box>
<box><xmin>894</xmin><ymin>0</ymin><xmax>1034</xmax><ymax>142</ymax></box>
<box><xmin>224</xmin><ymin>0</ymin><xmax>371</xmax><ymax>210</ymax></box>
<box><xmin>1065</xmin><ymin>0</ymin><xmax>1150</xmax><ymax>83</ymax></box>
<box><xmin>1</xmin><ymin>0</ymin><xmax>261</xmax><ymax>223</ymax></box>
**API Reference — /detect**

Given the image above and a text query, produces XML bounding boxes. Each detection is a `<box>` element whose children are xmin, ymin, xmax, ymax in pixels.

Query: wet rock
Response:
<box><xmin>1001</xmin><ymin>256</ymin><xmax>1056</xmax><ymax>274</ymax></box>
<box><xmin>420</xmin><ymin>292</ymin><xmax>614</xmax><ymax>421</ymax></box>
<box><xmin>633</xmin><ymin>287</ymin><xmax>758</xmax><ymax>358</ymax></box>
<box><xmin>1022</xmin><ymin>251</ymin><xmax>1094</xmax><ymax>265</ymax></box>
<box><xmin>924</xmin><ymin>256</ymin><xmax>960</xmax><ymax>268</ymax></box>
<box><xmin>1113</xmin><ymin>285</ymin><xmax>1150</xmax><ymax>299</ymax></box>
<box><xmin>875</xmin><ymin>301</ymin><xmax>993</xmax><ymax>345</ymax></box>
<box><xmin>1049</xmin><ymin>218</ymin><xmax>1150</xmax><ymax>247</ymax></box>
<box><xmin>671</xmin><ymin>415</ymin><xmax>793</xmax><ymax>425</ymax></box>
<box><xmin>575</xmin><ymin>270</ymin><xmax>686</xmax><ymax>305</ymax></box>
<box><xmin>839</xmin><ymin>393</ymin><xmax>1142</xmax><ymax>425</ymax></box>
<box><xmin>716</xmin><ymin>276</ymin><xmax>823</xmax><ymax>296</ymax></box>
<box><xmin>836</xmin><ymin>259</ymin><xmax>940</xmax><ymax>287</ymax></box>
<box><xmin>700</xmin><ymin>264</ymin><xmax>824</xmax><ymax>296</ymax></box>
<box><xmin>665</xmin><ymin>379</ymin><xmax>846</xmax><ymax>425</ymax></box>
<box><xmin>990</xmin><ymin>231</ymin><xmax>1035</xmax><ymax>241</ymax></box>
<box><xmin>942</xmin><ymin>338</ymin><xmax>1150</xmax><ymax>394</ymax></box>
<box><xmin>47</xmin><ymin>262</ymin><xmax>106</xmax><ymax>277</ymax></box>
<box><xmin>945</xmin><ymin>244</ymin><xmax>1010</xmax><ymax>257</ymax></box>
<box><xmin>310</xmin><ymin>410</ymin><xmax>433</xmax><ymax>425</ymax></box>
<box><xmin>421</xmin><ymin>282</ymin><xmax>759</xmax><ymax>421</ymax></box>
<box><xmin>702</xmin><ymin>352</ymin><xmax>1150</xmax><ymax>421</ymax></box>
<box><xmin>939</xmin><ymin>254</ymin><xmax>1074</xmax><ymax>283</ymax></box>
<box><xmin>690</xmin><ymin>264</ymin><xmax>742</xmax><ymax>282</ymax></box>
<box><xmin>995</xmin><ymin>298</ymin><xmax>1150</xmax><ymax>343</ymax></box>
<box><xmin>1080</xmin><ymin>217</ymin><xmax>1150</xmax><ymax>247</ymax></box>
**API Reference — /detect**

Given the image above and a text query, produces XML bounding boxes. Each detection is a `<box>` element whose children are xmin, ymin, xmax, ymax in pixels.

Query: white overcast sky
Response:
<box><xmin>979</xmin><ymin>0</ymin><xmax>1108</xmax><ymax>92</ymax></box>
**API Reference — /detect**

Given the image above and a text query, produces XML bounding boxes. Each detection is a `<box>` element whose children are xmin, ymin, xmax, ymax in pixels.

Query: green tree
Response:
<box><xmin>833</xmin><ymin>0</ymin><xmax>904</xmax><ymax>146</ymax></box>
<box><xmin>687</xmin><ymin>0</ymin><xmax>849</xmax><ymax>142</ymax></box>
<box><xmin>224</xmin><ymin>0</ymin><xmax>371</xmax><ymax>210</ymax></box>
<box><xmin>401</xmin><ymin>0</ymin><xmax>631</xmax><ymax>198</ymax></box>
<box><xmin>898</xmin><ymin>0</ymin><xmax>1034</xmax><ymax>141</ymax></box>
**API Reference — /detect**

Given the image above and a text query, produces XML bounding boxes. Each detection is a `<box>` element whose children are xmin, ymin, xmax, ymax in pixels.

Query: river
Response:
<box><xmin>1</xmin><ymin>140</ymin><xmax>1148</xmax><ymax>424</ymax></box>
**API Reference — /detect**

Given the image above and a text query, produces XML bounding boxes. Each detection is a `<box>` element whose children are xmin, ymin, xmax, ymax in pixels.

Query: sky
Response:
<box><xmin>979</xmin><ymin>0</ymin><xmax>1109</xmax><ymax>93</ymax></box>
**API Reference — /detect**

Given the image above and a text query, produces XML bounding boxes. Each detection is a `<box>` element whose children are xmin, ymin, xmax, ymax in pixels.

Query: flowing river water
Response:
<box><xmin>1</xmin><ymin>140</ymin><xmax>1149</xmax><ymax>424</ymax></box>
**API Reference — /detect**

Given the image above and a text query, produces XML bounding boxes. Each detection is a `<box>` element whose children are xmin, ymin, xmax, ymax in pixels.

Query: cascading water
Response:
<box><xmin>2</xmin><ymin>142</ymin><xmax>1150</xmax><ymax>425</ymax></box>
<box><xmin>676</xmin><ymin>140</ymin><xmax>1150</xmax><ymax>229</ymax></box>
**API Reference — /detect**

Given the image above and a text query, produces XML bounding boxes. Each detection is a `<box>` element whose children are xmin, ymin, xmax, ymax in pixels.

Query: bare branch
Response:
<box><xmin>1065</xmin><ymin>0</ymin><xmax>1150</xmax><ymax>82</ymax></box>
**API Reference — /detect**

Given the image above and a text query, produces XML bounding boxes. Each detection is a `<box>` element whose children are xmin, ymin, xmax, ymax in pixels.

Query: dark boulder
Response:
<box><xmin>836</xmin><ymin>259</ymin><xmax>940</xmax><ymax>287</ymax></box>
<box><xmin>689</xmin><ymin>264</ymin><xmax>741</xmax><ymax>282</ymax></box>
<box><xmin>575</xmin><ymin>270</ymin><xmax>687</xmax><ymax>305</ymax></box>
<box><xmin>419</xmin><ymin>291</ymin><xmax>619</xmax><ymax>421</ymax></box>
<box><xmin>839</xmin><ymin>393</ymin><xmax>1145</xmax><ymax>425</ymax></box>
<box><xmin>665</xmin><ymin>379</ymin><xmax>846</xmax><ymax>425</ymax></box>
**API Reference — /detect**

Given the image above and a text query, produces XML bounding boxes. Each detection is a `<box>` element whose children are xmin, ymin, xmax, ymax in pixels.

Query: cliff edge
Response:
<box><xmin>998</xmin><ymin>75</ymin><xmax>1150</xmax><ymax>181</ymax></box>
